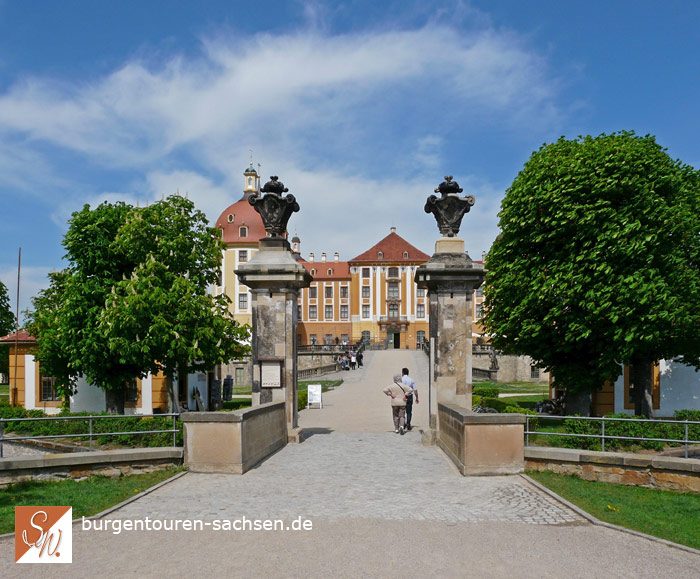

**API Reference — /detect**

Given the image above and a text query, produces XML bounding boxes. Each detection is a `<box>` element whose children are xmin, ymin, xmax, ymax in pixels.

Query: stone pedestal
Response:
<box><xmin>236</xmin><ymin>237</ymin><xmax>312</xmax><ymax>442</ymax></box>
<box><xmin>415</xmin><ymin>237</ymin><xmax>485</xmax><ymax>435</ymax></box>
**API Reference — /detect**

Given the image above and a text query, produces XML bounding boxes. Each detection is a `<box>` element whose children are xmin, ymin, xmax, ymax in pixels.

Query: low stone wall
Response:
<box><xmin>525</xmin><ymin>447</ymin><xmax>700</xmax><ymax>492</ymax></box>
<box><xmin>438</xmin><ymin>403</ymin><xmax>525</xmax><ymax>475</ymax></box>
<box><xmin>0</xmin><ymin>447</ymin><xmax>182</xmax><ymax>488</ymax></box>
<box><xmin>181</xmin><ymin>402</ymin><xmax>286</xmax><ymax>474</ymax></box>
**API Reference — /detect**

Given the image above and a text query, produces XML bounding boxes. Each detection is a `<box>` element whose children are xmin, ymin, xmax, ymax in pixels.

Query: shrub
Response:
<box><xmin>503</xmin><ymin>406</ymin><xmax>539</xmax><ymax>430</ymax></box>
<box><xmin>481</xmin><ymin>397</ymin><xmax>509</xmax><ymax>413</ymax></box>
<box><xmin>297</xmin><ymin>390</ymin><xmax>308</xmax><ymax>412</ymax></box>
<box><xmin>221</xmin><ymin>400</ymin><xmax>252</xmax><ymax>411</ymax></box>
<box><xmin>473</xmin><ymin>386</ymin><xmax>499</xmax><ymax>399</ymax></box>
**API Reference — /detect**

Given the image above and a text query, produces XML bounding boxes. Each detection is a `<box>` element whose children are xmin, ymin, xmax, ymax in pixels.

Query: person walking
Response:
<box><xmin>350</xmin><ymin>351</ymin><xmax>357</xmax><ymax>370</ymax></box>
<box><xmin>383</xmin><ymin>374</ymin><xmax>412</xmax><ymax>434</ymax></box>
<box><xmin>401</xmin><ymin>367</ymin><xmax>419</xmax><ymax>431</ymax></box>
<box><xmin>357</xmin><ymin>351</ymin><xmax>363</xmax><ymax>368</ymax></box>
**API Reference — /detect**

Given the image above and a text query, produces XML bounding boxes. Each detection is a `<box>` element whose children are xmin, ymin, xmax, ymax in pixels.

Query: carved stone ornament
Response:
<box><xmin>424</xmin><ymin>176</ymin><xmax>475</xmax><ymax>237</ymax></box>
<box><xmin>249</xmin><ymin>176</ymin><xmax>300</xmax><ymax>237</ymax></box>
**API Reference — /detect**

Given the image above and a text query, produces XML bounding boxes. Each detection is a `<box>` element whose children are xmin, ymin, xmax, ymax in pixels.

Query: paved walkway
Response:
<box><xmin>2</xmin><ymin>350</ymin><xmax>700</xmax><ymax>577</ymax></box>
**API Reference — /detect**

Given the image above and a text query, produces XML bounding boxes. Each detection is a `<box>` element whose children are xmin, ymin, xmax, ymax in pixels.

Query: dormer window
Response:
<box><xmin>239</xmin><ymin>226</ymin><xmax>248</xmax><ymax>238</ymax></box>
<box><xmin>228</xmin><ymin>214</ymin><xmax>234</xmax><ymax>223</ymax></box>
<box><xmin>311</xmin><ymin>268</ymin><xmax>316</xmax><ymax>275</ymax></box>
<box><xmin>403</xmin><ymin>251</ymin><xmax>408</xmax><ymax>259</ymax></box>
<box><xmin>327</xmin><ymin>268</ymin><xmax>333</xmax><ymax>275</ymax></box>
<box><xmin>378</xmin><ymin>251</ymin><xmax>383</xmax><ymax>259</ymax></box>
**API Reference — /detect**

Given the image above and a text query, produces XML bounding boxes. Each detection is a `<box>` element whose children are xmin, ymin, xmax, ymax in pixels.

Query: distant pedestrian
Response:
<box><xmin>383</xmin><ymin>374</ymin><xmax>412</xmax><ymax>434</ymax></box>
<box><xmin>357</xmin><ymin>351</ymin><xmax>363</xmax><ymax>368</ymax></box>
<box><xmin>401</xmin><ymin>368</ymin><xmax>419</xmax><ymax>431</ymax></box>
<box><xmin>350</xmin><ymin>352</ymin><xmax>357</xmax><ymax>370</ymax></box>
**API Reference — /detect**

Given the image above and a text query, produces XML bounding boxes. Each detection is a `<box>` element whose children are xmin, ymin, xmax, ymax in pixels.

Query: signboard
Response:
<box><xmin>307</xmin><ymin>384</ymin><xmax>322</xmax><ymax>408</ymax></box>
<box><xmin>261</xmin><ymin>361</ymin><xmax>282</xmax><ymax>388</ymax></box>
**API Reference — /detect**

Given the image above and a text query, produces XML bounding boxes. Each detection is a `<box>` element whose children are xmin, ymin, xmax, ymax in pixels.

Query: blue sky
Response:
<box><xmin>1</xmin><ymin>0</ymin><xmax>699</xmax><ymax>315</ymax></box>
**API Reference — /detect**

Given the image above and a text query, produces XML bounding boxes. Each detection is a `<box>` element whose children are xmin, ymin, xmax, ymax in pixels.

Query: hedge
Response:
<box><xmin>473</xmin><ymin>386</ymin><xmax>499</xmax><ymax>399</ymax></box>
<box><xmin>221</xmin><ymin>400</ymin><xmax>252</xmax><ymax>411</ymax></box>
<box><xmin>0</xmin><ymin>403</ymin><xmax>181</xmax><ymax>447</ymax></box>
<box><xmin>559</xmin><ymin>411</ymin><xmax>700</xmax><ymax>451</ymax></box>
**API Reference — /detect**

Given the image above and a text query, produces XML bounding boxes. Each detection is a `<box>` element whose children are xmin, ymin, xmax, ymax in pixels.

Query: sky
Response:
<box><xmin>1</xmin><ymin>0</ymin><xmax>699</xmax><ymax>316</ymax></box>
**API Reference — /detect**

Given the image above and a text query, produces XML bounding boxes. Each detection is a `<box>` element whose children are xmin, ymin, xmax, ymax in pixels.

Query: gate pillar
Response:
<box><xmin>236</xmin><ymin>176</ymin><xmax>312</xmax><ymax>443</ymax></box>
<box><xmin>415</xmin><ymin>176</ymin><xmax>485</xmax><ymax>440</ymax></box>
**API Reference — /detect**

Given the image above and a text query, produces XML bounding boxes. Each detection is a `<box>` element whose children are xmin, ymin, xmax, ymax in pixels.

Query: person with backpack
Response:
<box><xmin>383</xmin><ymin>374</ymin><xmax>412</xmax><ymax>435</ymax></box>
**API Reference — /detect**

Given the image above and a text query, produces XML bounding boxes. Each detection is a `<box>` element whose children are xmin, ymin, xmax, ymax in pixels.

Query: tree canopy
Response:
<box><xmin>483</xmin><ymin>132</ymin><xmax>700</xmax><ymax>415</ymax></box>
<box><xmin>0</xmin><ymin>281</ymin><xmax>16</xmax><ymax>377</ymax></box>
<box><xmin>27</xmin><ymin>195</ymin><xmax>250</xmax><ymax>411</ymax></box>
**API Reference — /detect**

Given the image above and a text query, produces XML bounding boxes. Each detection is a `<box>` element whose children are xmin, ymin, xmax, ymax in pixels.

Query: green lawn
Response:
<box><xmin>0</xmin><ymin>384</ymin><xmax>8</xmax><ymax>402</ymax></box>
<box><xmin>229</xmin><ymin>380</ymin><xmax>342</xmax><ymax>397</ymax></box>
<box><xmin>529</xmin><ymin>471</ymin><xmax>700</xmax><ymax>550</ymax></box>
<box><xmin>478</xmin><ymin>381</ymin><xmax>549</xmax><ymax>395</ymax></box>
<box><xmin>299</xmin><ymin>380</ymin><xmax>343</xmax><ymax>393</ymax></box>
<box><xmin>0</xmin><ymin>467</ymin><xmax>183</xmax><ymax>535</ymax></box>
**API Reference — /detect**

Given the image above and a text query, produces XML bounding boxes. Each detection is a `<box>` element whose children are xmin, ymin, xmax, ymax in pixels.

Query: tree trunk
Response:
<box><xmin>564</xmin><ymin>388</ymin><xmax>592</xmax><ymax>416</ymax></box>
<box><xmin>105</xmin><ymin>387</ymin><xmax>125</xmax><ymax>415</ymax></box>
<box><xmin>631</xmin><ymin>358</ymin><xmax>654</xmax><ymax>418</ymax></box>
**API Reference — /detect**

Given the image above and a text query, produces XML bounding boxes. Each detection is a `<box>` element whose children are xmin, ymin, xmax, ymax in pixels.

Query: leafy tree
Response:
<box><xmin>100</xmin><ymin>195</ymin><xmax>249</xmax><ymax>410</ymax></box>
<box><xmin>483</xmin><ymin>132</ymin><xmax>700</xmax><ymax>417</ymax></box>
<box><xmin>27</xmin><ymin>196</ymin><xmax>249</xmax><ymax>412</ymax></box>
<box><xmin>0</xmin><ymin>281</ymin><xmax>17</xmax><ymax>378</ymax></box>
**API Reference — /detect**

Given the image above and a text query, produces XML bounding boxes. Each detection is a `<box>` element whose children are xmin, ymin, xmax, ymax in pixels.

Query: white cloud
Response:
<box><xmin>0</xmin><ymin>18</ymin><xmax>564</xmax><ymax>297</ymax></box>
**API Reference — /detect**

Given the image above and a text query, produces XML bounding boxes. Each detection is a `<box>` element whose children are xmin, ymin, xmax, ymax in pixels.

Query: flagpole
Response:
<box><xmin>12</xmin><ymin>247</ymin><xmax>20</xmax><ymax>407</ymax></box>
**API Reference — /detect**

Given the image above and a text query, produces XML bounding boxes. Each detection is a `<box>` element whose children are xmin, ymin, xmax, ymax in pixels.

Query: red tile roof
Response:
<box><xmin>350</xmin><ymin>231</ymin><xmax>430</xmax><ymax>263</ymax></box>
<box><xmin>0</xmin><ymin>329</ymin><xmax>35</xmax><ymax>343</ymax></box>
<box><xmin>299</xmin><ymin>259</ymin><xmax>351</xmax><ymax>279</ymax></box>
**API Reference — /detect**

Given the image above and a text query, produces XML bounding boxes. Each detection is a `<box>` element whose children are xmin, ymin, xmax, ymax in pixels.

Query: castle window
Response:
<box><xmin>417</xmin><ymin>303</ymin><xmax>425</xmax><ymax>318</ymax></box>
<box><xmin>328</xmin><ymin>268</ymin><xmax>333</xmax><ymax>275</ymax></box>
<box><xmin>309</xmin><ymin>305</ymin><xmax>317</xmax><ymax>319</ymax></box>
<box><xmin>310</xmin><ymin>287</ymin><xmax>317</xmax><ymax>299</ymax></box>
<box><xmin>388</xmin><ymin>267</ymin><xmax>399</xmax><ymax>278</ymax></box>
<box><xmin>325</xmin><ymin>305</ymin><xmax>333</xmax><ymax>319</ymax></box>
<box><xmin>362</xmin><ymin>268</ymin><xmax>370</xmax><ymax>278</ymax></box>
<box><xmin>239</xmin><ymin>293</ymin><xmax>248</xmax><ymax>310</ymax></box>
<box><xmin>362</xmin><ymin>305</ymin><xmax>370</xmax><ymax>318</ymax></box>
<box><xmin>238</xmin><ymin>250</ymin><xmax>248</xmax><ymax>263</ymax></box>
<box><xmin>403</xmin><ymin>251</ymin><xmax>408</xmax><ymax>258</ymax></box>
<box><xmin>239</xmin><ymin>226</ymin><xmax>248</xmax><ymax>238</ymax></box>
<box><xmin>311</xmin><ymin>269</ymin><xmax>316</xmax><ymax>276</ymax></box>
<box><xmin>362</xmin><ymin>286</ymin><xmax>370</xmax><ymax>298</ymax></box>
<box><xmin>325</xmin><ymin>286</ymin><xmax>332</xmax><ymax>298</ymax></box>
<box><xmin>340</xmin><ymin>305</ymin><xmax>348</xmax><ymax>319</ymax></box>
<box><xmin>227</xmin><ymin>214</ymin><xmax>234</xmax><ymax>223</ymax></box>
<box><xmin>378</xmin><ymin>251</ymin><xmax>383</xmax><ymax>259</ymax></box>
<box><xmin>340</xmin><ymin>286</ymin><xmax>348</xmax><ymax>298</ymax></box>
<box><xmin>388</xmin><ymin>303</ymin><xmax>399</xmax><ymax>320</ymax></box>
<box><xmin>388</xmin><ymin>281</ymin><xmax>399</xmax><ymax>298</ymax></box>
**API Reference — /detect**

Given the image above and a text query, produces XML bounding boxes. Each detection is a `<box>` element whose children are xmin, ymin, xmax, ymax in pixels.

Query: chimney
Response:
<box><xmin>390</xmin><ymin>226</ymin><xmax>396</xmax><ymax>233</ymax></box>
<box><xmin>321</xmin><ymin>253</ymin><xmax>326</xmax><ymax>262</ymax></box>
<box><xmin>309</xmin><ymin>253</ymin><xmax>314</xmax><ymax>262</ymax></box>
<box><xmin>334</xmin><ymin>252</ymin><xmax>339</xmax><ymax>262</ymax></box>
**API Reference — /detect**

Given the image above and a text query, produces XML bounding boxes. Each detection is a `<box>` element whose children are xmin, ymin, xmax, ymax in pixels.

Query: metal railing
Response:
<box><xmin>524</xmin><ymin>414</ymin><xmax>700</xmax><ymax>459</ymax></box>
<box><xmin>0</xmin><ymin>413</ymin><xmax>180</xmax><ymax>458</ymax></box>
